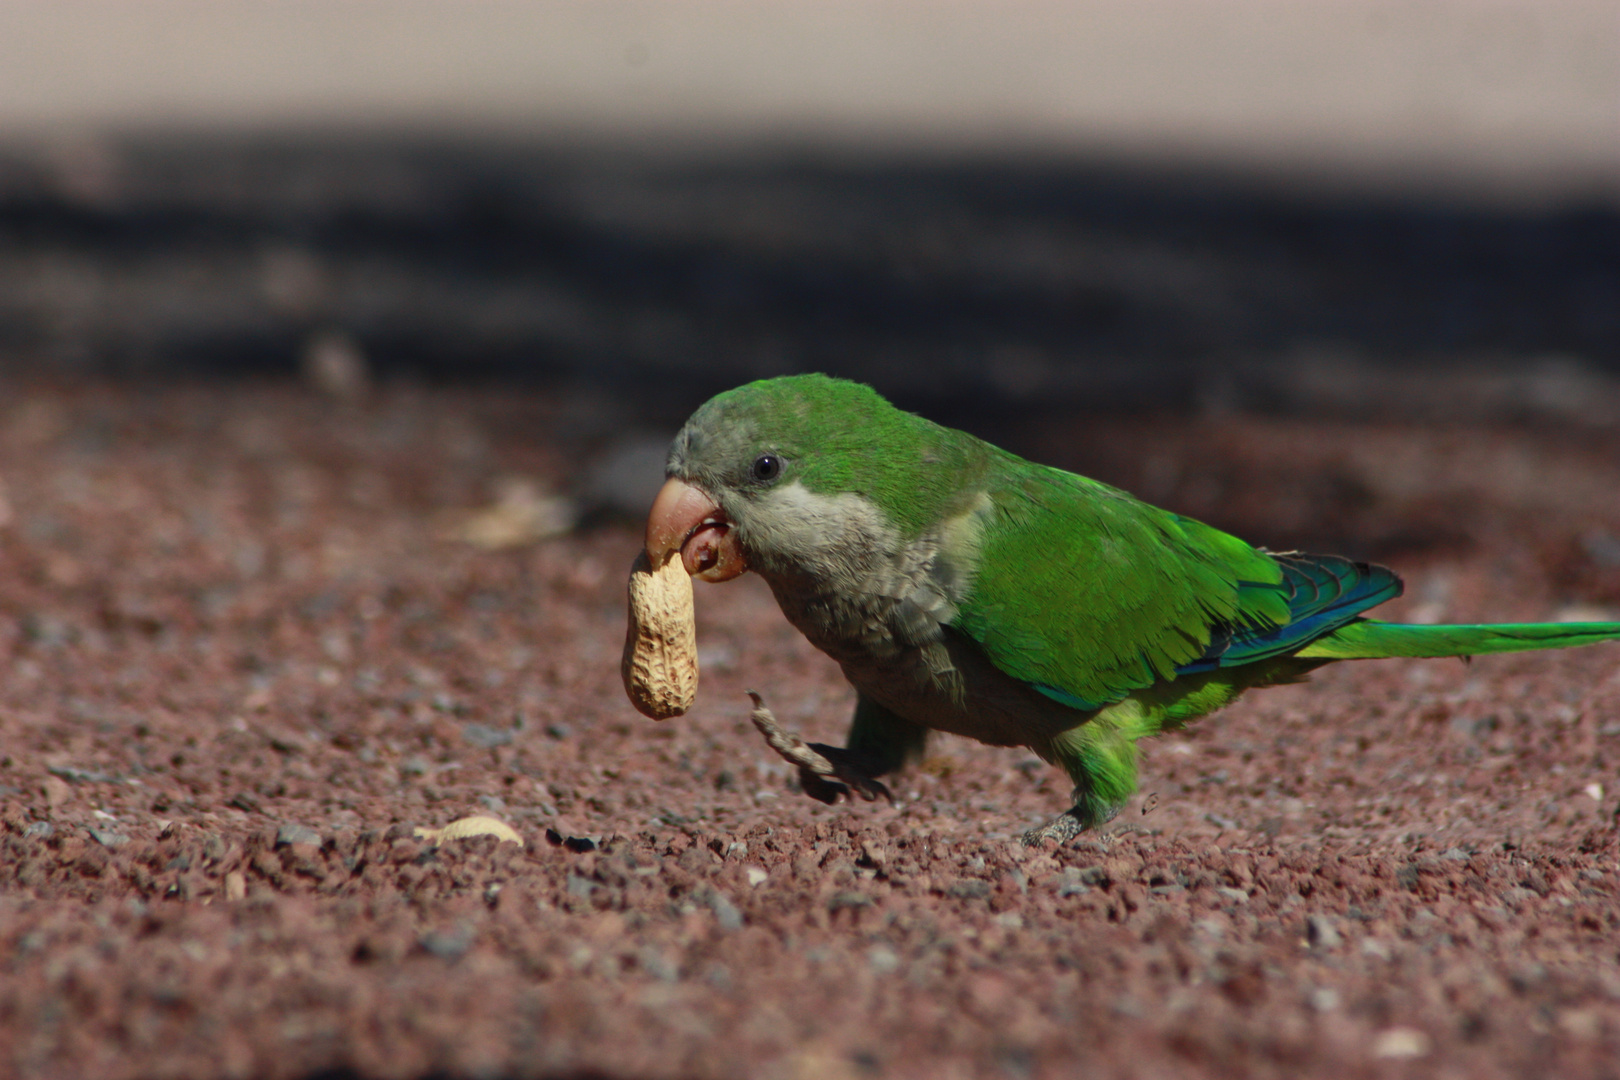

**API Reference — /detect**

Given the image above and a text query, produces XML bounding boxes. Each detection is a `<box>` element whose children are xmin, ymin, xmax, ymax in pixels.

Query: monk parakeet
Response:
<box><xmin>642</xmin><ymin>374</ymin><xmax>1620</xmax><ymax>844</ymax></box>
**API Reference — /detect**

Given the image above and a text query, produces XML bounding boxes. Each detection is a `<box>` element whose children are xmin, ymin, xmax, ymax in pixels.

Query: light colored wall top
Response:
<box><xmin>1</xmin><ymin>1</ymin><xmax>1615</xmax><ymax>203</ymax></box>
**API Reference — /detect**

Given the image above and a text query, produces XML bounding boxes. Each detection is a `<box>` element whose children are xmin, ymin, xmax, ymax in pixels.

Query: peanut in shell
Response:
<box><xmin>622</xmin><ymin>549</ymin><xmax>698</xmax><ymax>719</ymax></box>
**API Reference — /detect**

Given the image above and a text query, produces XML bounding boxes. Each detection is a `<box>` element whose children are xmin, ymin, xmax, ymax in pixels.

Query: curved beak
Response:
<box><xmin>645</xmin><ymin>477</ymin><xmax>748</xmax><ymax>582</ymax></box>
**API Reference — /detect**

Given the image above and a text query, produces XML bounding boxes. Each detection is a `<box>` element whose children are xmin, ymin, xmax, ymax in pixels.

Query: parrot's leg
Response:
<box><xmin>1020</xmin><ymin>703</ymin><xmax>1145</xmax><ymax>847</ymax></box>
<box><xmin>746</xmin><ymin>691</ymin><xmax>893</xmax><ymax>803</ymax></box>
<box><xmin>844</xmin><ymin>693</ymin><xmax>930</xmax><ymax>776</ymax></box>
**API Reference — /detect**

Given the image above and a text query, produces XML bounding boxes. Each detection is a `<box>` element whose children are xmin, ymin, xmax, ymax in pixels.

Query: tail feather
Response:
<box><xmin>1297</xmin><ymin>618</ymin><xmax>1620</xmax><ymax>660</ymax></box>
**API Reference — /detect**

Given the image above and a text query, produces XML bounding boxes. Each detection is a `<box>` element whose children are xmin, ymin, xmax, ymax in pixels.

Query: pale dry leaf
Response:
<box><xmin>446</xmin><ymin>477</ymin><xmax>577</xmax><ymax>550</ymax></box>
<box><xmin>414</xmin><ymin>815</ymin><xmax>524</xmax><ymax>847</ymax></box>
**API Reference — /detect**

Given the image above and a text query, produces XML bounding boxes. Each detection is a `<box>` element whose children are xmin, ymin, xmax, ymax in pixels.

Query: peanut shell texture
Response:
<box><xmin>622</xmin><ymin>549</ymin><xmax>698</xmax><ymax>719</ymax></box>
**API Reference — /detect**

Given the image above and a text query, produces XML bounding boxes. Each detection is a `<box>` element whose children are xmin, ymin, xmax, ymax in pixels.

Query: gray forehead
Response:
<box><xmin>666</xmin><ymin>405</ymin><xmax>758</xmax><ymax>476</ymax></box>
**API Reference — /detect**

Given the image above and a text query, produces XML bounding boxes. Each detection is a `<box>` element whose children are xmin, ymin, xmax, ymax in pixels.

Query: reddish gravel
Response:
<box><xmin>2</xmin><ymin>378</ymin><xmax>1619</xmax><ymax>1080</ymax></box>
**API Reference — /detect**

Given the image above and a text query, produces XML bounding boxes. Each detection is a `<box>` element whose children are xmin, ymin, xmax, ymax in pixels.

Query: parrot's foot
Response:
<box><xmin>1019</xmin><ymin>802</ymin><xmax>1121</xmax><ymax>848</ymax></box>
<box><xmin>746</xmin><ymin>691</ymin><xmax>892</xmax><ymax>804</ymax></box>
<box><xmin>1020</xmin><ymin>812</ymin><xmax>1087</xmax><ymax>847</ymax></box>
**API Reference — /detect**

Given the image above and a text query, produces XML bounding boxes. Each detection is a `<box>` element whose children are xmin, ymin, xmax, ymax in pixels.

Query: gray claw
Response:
<box><xmin>747</xmin><ymin>691</ymin><xmax>892</xmax><ymax>805</ymax></box>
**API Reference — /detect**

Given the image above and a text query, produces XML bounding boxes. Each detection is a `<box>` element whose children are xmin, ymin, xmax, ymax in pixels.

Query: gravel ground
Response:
<box><xmin>2</xmin><ymin>378</ymin><xmax>1619</xmax><ymax>1079</ymax></box>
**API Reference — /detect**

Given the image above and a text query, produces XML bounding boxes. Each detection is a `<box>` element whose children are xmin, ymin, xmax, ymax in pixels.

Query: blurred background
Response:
<box><xmin>0</xmin><ymin>0</ymin><xmax>1615</xmax><ymax>423</ymax></box>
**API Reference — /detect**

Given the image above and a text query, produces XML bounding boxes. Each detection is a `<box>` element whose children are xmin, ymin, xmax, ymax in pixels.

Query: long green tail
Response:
<box><xmin>1297</xmin><ymin>618</ymin><xmax>1620</xmax><ymax>660</ymax></box>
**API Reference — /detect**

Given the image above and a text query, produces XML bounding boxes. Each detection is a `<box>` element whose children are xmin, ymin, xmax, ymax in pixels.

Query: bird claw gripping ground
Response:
<box><xmin>1019</xmin><ymin>800</ymin><xmax>1122</xmax><ymax>847</ymax></box>
<box><xmin>746</xmin><ymin>691</ymin><xmax>893</xmax><ymax>804</ymax></box>
<box><xmin>1019</xmin><ymin>811</ymin><xmax>1088</xmax><ymax>847</ymax></box>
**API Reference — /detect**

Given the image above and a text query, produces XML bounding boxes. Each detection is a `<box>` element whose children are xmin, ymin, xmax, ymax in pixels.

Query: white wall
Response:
<box><xmin>0</xmin><ymin>1</ymin><xmax>1615</xmax><ymax>203</ymax></box>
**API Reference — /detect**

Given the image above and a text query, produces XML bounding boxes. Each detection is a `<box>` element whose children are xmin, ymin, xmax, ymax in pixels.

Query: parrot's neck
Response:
<box><xmin>739</xmin><ymin>484</ymin><xmax>953</xmax><ymax>664</ymax></box>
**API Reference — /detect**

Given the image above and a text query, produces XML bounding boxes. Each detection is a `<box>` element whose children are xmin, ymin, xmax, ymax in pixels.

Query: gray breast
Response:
<box><xmin>745</xmin><ymin>483</ymin><xmax>1089</xmax><ymax>748</ymax></box>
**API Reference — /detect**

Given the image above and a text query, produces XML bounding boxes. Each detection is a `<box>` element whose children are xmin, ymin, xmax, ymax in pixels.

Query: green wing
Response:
<box><xmin>950</xmin><ymin>463</ymin><xmax>1299</xmax><ymax>711</ymax></box>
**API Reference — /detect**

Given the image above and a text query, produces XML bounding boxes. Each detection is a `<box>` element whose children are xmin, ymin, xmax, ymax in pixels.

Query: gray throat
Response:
<box><xmin>740</xmin><ymin>484</ymin><xmax>1087</xmax><ymax>748</ymax></box>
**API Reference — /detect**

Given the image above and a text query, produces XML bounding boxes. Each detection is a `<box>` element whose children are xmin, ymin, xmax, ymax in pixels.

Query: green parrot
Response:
<box><xmin>641</xmin><ymin>374</ymin><xmax>1620</xmax><ymax>844</ymax></box>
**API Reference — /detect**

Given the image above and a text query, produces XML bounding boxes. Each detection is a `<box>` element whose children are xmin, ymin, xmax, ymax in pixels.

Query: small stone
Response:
<box><xmin>696</xmin><ymin>644</ymin><xmax>736</xmax><ymax>673</ymax></box>
<box><xmin>462</xmin><ymin>723</ymin><xmax>514</xmax><ymax>749</ymax></box>
<box><xmin>1056</xmin><ymin>867</ymin><xmax>1090</xmax><ymax>897</ymax></box>
<box><xmin>1306</xmin><ymin>915</ymin><xmax>1343</xmax><ymax>949</ymax></box>
<box><xmin>744</xmin><ymin>866</ymin><xmax>768</xmax><ymax>887</ymax></box>
<box><xmin>49</xmin><ymin>765</ymin><xmax>120</xmax><ymax>785</ymax></box>
<box><xmin>1557</xmin><ymin>1007</ymin><xmax>1602</xmax><ymax>1040</ymax></box>
<box><xmin>1215</xmin><ymin>886</ymin><xmax>1250</xmax><ymax>904</ymax></box>
<box><xmin>89</xmin><ymin>827</ymin><xmax>129</xmax><ymax>849</ymax></box>
<box><xmin>705</xmin><ymin>889</ymin><xmax>743</xmax><ymax>931</ymax></box>
<box><xmin>44</xmin><ymin>776</ymin><xmax>72</xmax><ymax>810</ymax></box>
<box><xmin>828</xmin><ymin>891</ymin><xmax>873</xmax><ymax>912</ymax></box>
<box><xmin>867</xmin><ymin>945</ymin><xmax>900</xmax><ymax>974</ymax></box>
<box><xmin>945</xmin><ymin>879</ymin><xmax>992</xmax><ymax>900</ymax></box>
<box><xmin>23</xmin><ymin>821</ymin><xmax>54</xmax><ymax>839</ymax></box>
<box><xmin>1309</xmin><ymin>987</ymin><xmax>1341</xmax><ymax>1012</ymax></box>
<box><xmin>419</xmin><ymin>926</ymin><xmax>473</xmax><ymax>960</ymax></box>
<box><xmin>224</xmin><ymin>871</ymin><xmax>246</xmax><ymax>902</ymax></box>
<box><xmin>275</xmin><ymin>823</ymin><xmax>323</xmax><ymax>849</ymax></box>
<box><xmin>639</xmin><ymin>945</ymin><xmax>679</xmax><ymax>983</ymax></box>
<box><xmin>1372</xmin><ymin>1028</ymin><xmax>1431</xmax><ymax>1059</ymax></box>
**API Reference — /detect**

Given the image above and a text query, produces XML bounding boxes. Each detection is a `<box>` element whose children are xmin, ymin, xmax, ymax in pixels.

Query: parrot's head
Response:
<box><xmin>645</xmin><ymin>374</ymin><xmax>944</xmax><ymax>584</ymax></box>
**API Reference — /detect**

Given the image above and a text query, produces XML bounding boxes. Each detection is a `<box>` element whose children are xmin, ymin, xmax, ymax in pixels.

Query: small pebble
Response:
<box><xmin>462</xmin><ymin>723</ymin><xmax>514</xmax><ymax>749</ymax></box>
<box><xmin>868</xmin><ymin>945</ymin><xmax>900</xmax><ymax>974</ymax></box>
<box><xmin>705</xmin><ymin>889</ymin><xmax>743</xmax><ymax>931</ymax></box>
<box><xmin>1306</xmin><ymin>915</ymin><xmax>1343</xmax><ymax>949</ymax></box>
<box><xmin>275</xmin><ymin>823</ymin><xmax>322</xmax><ymax>848</ymax></box>
<box><xmin>1372</xmin><ymin>1028</ymin><xmax>1431</xmax><ymax>1059</ymax></box>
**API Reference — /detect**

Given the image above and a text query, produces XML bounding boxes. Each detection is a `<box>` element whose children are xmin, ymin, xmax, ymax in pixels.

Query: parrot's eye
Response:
<box><xmin>750</xmin><ymin>454</ymin><xmax>782</xmax><ymax>482</ymax></box>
